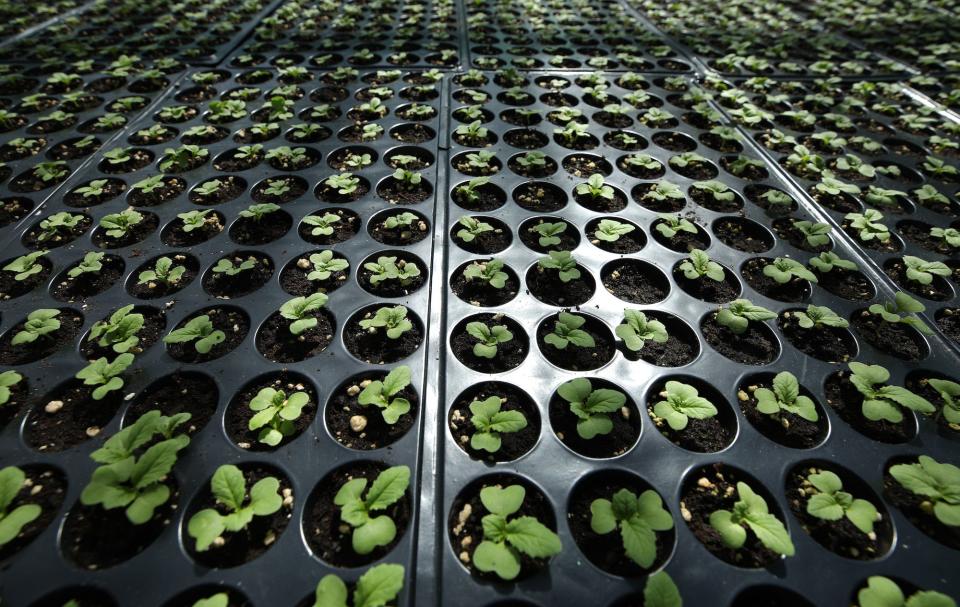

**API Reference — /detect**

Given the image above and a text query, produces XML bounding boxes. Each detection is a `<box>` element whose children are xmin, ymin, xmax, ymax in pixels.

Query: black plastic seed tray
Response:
<box><xmin>0</xmin><ymin>0</ymin><xmax>283</xmax><ymax>67</ymax></box>
<box><xmin>712</xmin><ymin>76</ymin><xmax>960</xmax><ymax>349</ymax></box>
<box><xmin>0</xmin><ymin>66</ymin><xmax>444</xmax><ymax>605</ymax></box>
<box><xmin>464</xmin><ymin>0</ymin><xmax>692</xmax><ymax>73</ymax></box>
<box><xmin>228</xmin><ymin>0</ymin><xmax>464</xmax><ymax>71</ymax></box>
<box><xmin>0</xmin><ymin>0</ymin><xmax>89</xmax><ymax>46</ymax></box>
<box><xmin>429</xmin><ymin>69</ymin><xmax>960</xmax><ymax>606</ymax></box>
<box><xmin>0</xmin><ymin>61</ymin><xmax>187</xmax><ymax>245</ymax></box>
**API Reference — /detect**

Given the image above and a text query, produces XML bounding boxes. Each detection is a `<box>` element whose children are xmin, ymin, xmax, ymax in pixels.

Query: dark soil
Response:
<box><xmin>713</xmin><ymin>217</ymin><xmax>773</xmax><ymax>253</ymax></box>
<box><xmin>451</xmin><ymin>313</ymin><xmax>528</xmax><ymax>373</ymax></box>
<box><xmin>304</xmin><ymin>460</ymin><xmax>411</xmax><ymax>567</ymax></box>
<box><xmin>451</xmin><ymin>182</ymin><xmax>506</xmax><ymax>211</ymax></box>
<box><xmin>183</xmin><ymin>465</ymin><xmax>293</xmax><ymax>568</ymax></box>
<box><xmin>161</xmin><ymin>212</ymin><xmax>225</xmax><ymax>246</ymax></box>
<box><xmin>702</xmin><ymin>314</ymin><xmax>779</xmax><ymax>365</ymax></box>
<box><xmin>0</xmin><ymin>258</ymin><xmax>52</xmax><ymax>300</ymax></box>
<box><xmin>778</xmin><ymin>311</ymin><xmax>857</xmax><ymax>363</ymax></box>
<box><xmin>24</xmin><ymin>380</ymin><xmax>123</xmax><ymax>452</ymax></box>
<box><xmin>202</xmin><ymin>253</ymin><xmax>273</xmax><ymax>298</ymax></box>
<box><xmin>451</xmin><ymin>261</ymin><xmax>520</xmax><ymax>306</ymax></box>
<box><xmin>512</xmin><ymin>181</ymin><xmax>567</xmax><ymax>211</ymax></box>
<box><xmin>325</xmin><ymin>371</ymin><xmax>419</xmax><ymax>450</ymax></box>
<box><xmin>255</xmin><ymin>309</ymin><xmax>334</xmax><ymax>363</ymax></box>
<box><xmin>937</xmin><ymin>308</ymin><xmax>960</xmax><ymax>344</ymax></box>
<box><xmin>123</xmin><ymin>371</ymin><xmax>218</xmax><ymax>435</ymax></box>
<box><xmin>526</xmin><ymin>264</ymin><xmax>595</xmax><ymax>306</ymax></box>
<box><xmin>229</xmin><ymin>211</ymin><xmax>292</xmax><ymax>245</ymax></box>
<box><xmin>813</xmin><ymin>267</ymin><xmax>875</xmax><ymax>301</ymax></box>
<box><xmin>602</xmin><ymin>259</ymin><xmax>669</xmax><ymax>304</ymax></box>
<box><xmin>741</xmin><ymin>257</ymin><xmax>811</xmax><ymax>302</ymax></box>
<box><xmin>128</xmin><ymin>177</ymin><xmax>186</xmax><ymax>207</ymax></box>
<box><xmin>824</xmin><ymin>371</ymin><xmax>915</xmax><ymax>443</ymax></box>
<box><xmin>738</xmin><ymin>377</ymin><xmax>827</xmax><ymax>448</ymax></box>
<box><xmin>851</xmin><ymin>312</ymin><xmax>927</xmax><ymax>361</ymax></box>
<box><xmin>537</xmin><ymin>314</ymin><xmax>615</xmax><ymax>371</ymax></box>
<box><xmin>448</xmin><ymin>382</ymin><xmax>541</xmax><ymax>463</ymax></box>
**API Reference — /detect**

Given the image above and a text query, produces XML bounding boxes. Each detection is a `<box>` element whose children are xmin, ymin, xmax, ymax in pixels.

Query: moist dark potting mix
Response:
<box><xmin>0</xmin><ymin>0</ymin><xmax>958</xmax><ymax>606</ymax></box>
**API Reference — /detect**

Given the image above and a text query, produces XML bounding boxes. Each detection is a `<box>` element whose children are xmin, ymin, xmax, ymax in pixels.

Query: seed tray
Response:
<box><xmin>0</xmin><ymin>61</ymin><xmax>187</xmax><ymax>246</ymax></box>
<box><xmin>0</xmin><ymin>0</ymin><xmax>89</xmax><ymax>45</ymax></box>
<box><xmin>433</xmin><ymin>70</ymin><xmax>960</xmax><ymax>606</ymax></box>
<box><xmin>0</xmin><ymin>66</ymin><xmax>444</xmax><ymax>605</ymax></box>
<box><xmin>710</xmin><ymin>75</ymin><xmax>960</xmax><ymax>350</ymax></box>
<box><xmin>228</xmin><ymin>0</ymin><xmax>465</xmax><ymax>71</ymax></box>
<box><xmin>621</xmin><ymin>0</ymin><xmax>913</xmax><ymax>79</ymax></box>
<box><xmin>0</xmin><ymin>0</ymin><xmax>284</xmax><ymax>67</ymax></box>
<box><xmin>464</xmin><ymin>0</ymin><xmax>692</xmax><ymax>73</ymax></box>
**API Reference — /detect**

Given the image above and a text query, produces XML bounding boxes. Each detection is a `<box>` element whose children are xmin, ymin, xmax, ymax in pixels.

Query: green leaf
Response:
<box><xmin>211</xmin><ymin>464</ymin><xmax>247</xmax><ymax>512</ymax></box>
<box><xmin>353</xmin><ymin>563</ymin><xmax>405</xmax><ymax>607</ymax></box>
<box><xmin>473</xmin><ymin>540</ymin><xmax>521</xmax><ymax>580</ymax></box>
<box><xmin>744</xmin><ymin>512</ymin><xmax>795</xmax><ymax>556</ymax></box>
<box><xmin>644</xmin><ymin>572</ymin><xmax>683</xmax><ymax>607</ymax></box>
<box><xmin>859</xmin><ymin>576</ymin><xmax>905</xmax><ymax>607</ymax></box>
<box><xmin>365</xmin><ymin>466</ymin><xmax>410</xmax><ymax>510</ymax></box>
<box><xmin>709</xmin><ymin>509</ymin><xmax>747</xmax><ymax>549</ymax></box>
<box><xmin>313</xmin><ymin>574</ymin><xmax>349</xmax><ymax>607</ymax></box>
<box><xmin>480</xmin><ymin>484</ymin><xmax>525</xmax><ymax>517</ymax></box>
<box><xmin>504</xmin><ymin>516</ymin><xmax>562</xmax><ymax>557</ymax></box>
<box><xmin>353</xmin><ymin>515</ymin><xmax>396</xmax><ymax>554</ymax></box>
<box><xmin>590</xmin><ymin>498</ymin><xmax>617</xmax><ymax>534</ymax></box>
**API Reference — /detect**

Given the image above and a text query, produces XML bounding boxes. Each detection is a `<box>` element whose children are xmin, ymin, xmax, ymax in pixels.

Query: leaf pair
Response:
<box><xmin>558</xmin><ymin>378</ymin><xmax>627</xmax><ymax>439</ymax></box>
<box><xmin>468</xmin><ymin>396</ymin><xmax>527</xmax><ymax>452</ymax></box>
<box><xmin>313</xmin><ymin>563</ymin><xmax>405</xmax><ymax>607</ymax></box>
<box><xmin>357</xmin><ymin>366</ymin><xmax>412</xmax><ymax>424</ymax></box>
<box><xmin>334</xmin><ymin>466</ymin><xmax>410</xmax><ymax>554</ymax></box>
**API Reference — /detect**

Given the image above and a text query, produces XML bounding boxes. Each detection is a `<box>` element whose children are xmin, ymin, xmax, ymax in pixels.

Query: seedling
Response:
<box><xmin>864</xmin><ymin>186</ymin><xmax>907</xmax><ymax>209</ymax></box>
<box><xmin>889</xmin><ymin>456</ymin><xmax>960</xmax><ymax>528</ymax></box>
<box><xmin>66</xmin><ymin>251</ymin><xmax>104</xmax><ymax>278</ymax></box>
<box><xmin>138</xmin><ymin>256</ymin><xmax>186</xmax><ymax>286</ymax></box>
<box><xmin>279</xmin><ymin>293</ymin><xmax>329</xmax><ymax>335</ymax></box>
<box><xmin>516</xmin><ymin>151</ymin><xmax>546</xmax><ymax>169</ymax></box>
<box><xmin>763</xmin><ymin>257</ymin><xmax>818</xmax><ymax>284</ymax></box>
<box><xmin>3</xmin><ymin>250</ymin><xmax>47</xmax><ymax>281</ymax></box>
<box><xmin>132</xmin><ymin>175</ymin><xmax>168</xmax><ymax>194</ymax></box>
<box><xmin>33</xmin><ymin>161</ymin><xmax>68</xmax><ymax>182</ymax></box>
<box><xmin>708</xmin><ymin>482</ymin><xmax>795</xmax><ymax>556</ymax></box>
<box><xmin>931</xmin><ymin>227</ymin><xmax>960</xmax><ymax>248</ymax></box>
<box><xmin>456</xmin><ymin>216</ymin><xmax>494</xmax><ymax>242</ymax></box>
<box><xmin>809</xmin><ymin>251</ymin><xmax>857</xmax><ymax>273</ymax></box>
<box><xmin>816</xmin><ymin>176</ymin><xmax>861</xmax><ymax>197</ymax></box>
<box><xmin>923</xmin><ymin>156</ymin><xmax>959</xmax><ymax>178</ymax></box>
<box><xmin>679</xmin><ymin>249</ymin><xmax>724</xmax><ymax>281</ymax></box>
<box><xmin>848</xmin><ymin>362</ymin><xmax>934</xmax><ymax>423</ymax></box>
<box><xmin>614</xmin><ymin>308</ymin><xmax>669</xmax><ymax>352</ymax></box>
<box><xmin>655</xmin><ymin>214</ymin><xmax>697</xmax><ymax>238</ymax></box>
<box><xmin>163</xmin><ymin>315</ymin><xmax>225</xmax><ymax>354</ymax></box>
<box><xmin>692</xmin><ymin>180</ymin><xmax>735</xmax><ymax>203</ymax></box>
<box><xmin>472</xmin><ymin>484</ymin><xmax>562</xmax><ymax>580</ymax></box>
<box><xmin>468</xmin><ymin>396</ymin><xmax>527</xmax><ymax>452</ymax></box>
<box><xmin>0</xmin><ymin>466</ymin><xmax>41</xmax><ymax>546</ymax></box>
<box><xmin>302</xmin><ymin>213</ymin><xmax>341</xmax><ymax>236</ymax></box>
<box><xmin>306</xmin><ymin>250</ymin><xmax>348</xmax><ymax>281</ymax></box>
<box><xmin>0</xmin><ymin>371</ymin><xmax>22</xmax><ymax>407</ymax></box>
<box><xmin>248</xmin><ymin>386</ymin><xmax>310</xmax><ymax>446</ymax></box>
<box><xmin>789</xmin><ymin>221</ymin><xmax>831</xmax><ymax>248</ymax></box>
<box><xmin>355</xmin><ymin>366</ymin><xmax>413</xmax><ymax>424</ymax></box>
<box><xmin>654</xmin><ymin>381</ymin><xmax>718</xmax><ymax>430</ymax></box>
<box><xmin>868</xmin><ymin>292</ymin><xmax>933</xmax><ymax>335</ymax></box>
<box><xmin>537</xmin><ymin>250</ymin><xmax>580</xmax><ymax>282</ymax></box>
<box><xmin>193</xmin><ymin>594</ymin><xmax>228</xmax><ymax>607</ymax></box>
<box><xmin>239</xmin><ymin>203</ymin><xmax>279</xmax><ymax>222</ymax></box>
<box><xmin>643</xmin><ymin>182</ymin><xmax>685</xmax><ymax>202</ymax></box>
<box><xmin>857</xmin><ymin>576</ymin><xmax>956</xmax><ymax>607</ymax></box>
<box><xmin>575</xmin><ymin>174</ymin><xmax>614</xmax><ymax>200</ymax></box>
<box><xmin>903</xmin><ymin>256</ymin><xmax>951</xmax><ymax>285</ymax></box>
<box><xmin>623</xmin><ymin>154</ymin><xmax>660</xmax><ymax>171</ymax></box>
<box><xmin>89</xmin><ymin>305</ymin><xmax>144</xmax><ymax>353</ymax></box>
<box><xmin>382</xmin><ymin>212</ymin><xmax>418</xmax><ymax>230</ymax></box>
<box><xmin>212</xmin><ymin>257</ymin><xmax>256</xmax><ymax>276</ymax></box>
<box><xmin>531</xmin><ymin>221</ymin><xmax>566</xmax><ymax>247</ymax></box>
<box><xmin>590</xmin><ymin>487</ymin><xmax>674</xmax><ymax>568</ymax></box>
<box><xmin>187</xmin><ymin>465</ymin><xmax>283</xmax><ymax>551</ymax></box>
<box><xmin>455</xmin><ymin>120</ymin><xmax>488</xmax><ymax>144</ymax></box>
<box><xmin>312</xmin><ymin>563</ymin><xmax>404</xmax><ymax>607</ymax></box>
<box><xmin>334</xmin><ymin>465</ymin><xmax>409</xmax><ymax>554</ymax></box>
<box><xmin>178</xmin><ymin>210</ymin><xmax>212</xmax><ymax>233</ymax></box>
<box><xmin>37</xmin><ymin>211</ymin><xmax>84</xmax><ymax>242</ymax></box>
<box><xmin>804</xmin><ymin>470</ymin><xmax>876</xmax><ymax>533</ymax></box>
<box><xmin>555</xmin><ymin>122</ymin><xmax>590</xmax><ymax>144</ymax></box>
<box><xmin>558</xmin><ymin>377</ymin><xmax>626</xmax><ymax>439</ymax></box>
<box><xmin>263</xmin><ymin>179</ymin><xmax>292</xmax><ymax>197</ymax></box>
<box><xmin>457</xmin><ymin>176</ymin><xmax>489</xmax><ymax>204</ymax></box>
<box><xmin>160</xmin><ymin>145</ymin><xmax>208</xmax><ymax>172</ymax></box>
<box><xmin>754</xmin><ymin>371</ymin><xmax>818</xmax><ymax>422</ymax></box>
<box><xmin>80</xmin><ymin>416</ymin><xmax>190</xmax><ymax>525</ymax></box>
<box><xmin>927</xmin><ymin>379</ymin><xmax>960</xmax><ymax>425</ymax></box>
<box><xmin>363</xmin><ymin>256</ymin><xmax>420</xmax><ymax>286</ymax></box>
<box><xmin>544</xmin><ymin>312</ymin><xmax>595</xmax><ymax>350</ymax></box>
<box><xmin>466</xmin><ymin>321</ymin><xmax>513</xmax><ymax>359</ymax></box>
<box><xmin>12</xmin><ymin>309</ymin><xmax>60</xmax><ymax>345</ymax></box>
<box><xmin>593</xmin><ymin>219</ymin><xmax>635</xmax><ymax>242</ymax></box>
<box><xmin>793</xmin><ymin>304</ymin><xmax>849</xmax><ymax>329</ymax></box>
<box><xmin>359</xmin><ymin>306</ymin><xmax>412</xmax><ymax>339</ymax></box>
<box><xmin>324</xmin><ymin>173</ymin><xmax>360</xmax><ymax>195</ymax></box>
<box><xmin>75</xmin><ymin>353</ymin><xmax>134</xmax><ymax>400</ymax></box>
<box><xmin>846</xmin><ymin>210</ymin><xmax>890</xmax><ymax>243</ymax></box>
<box><xmin>642</xmin><ymin>572</ymin><xmax>682</xmax><ymax>607</ymax></box>
<box><xmin>463</xmin><ymin>259</ymin><xmax>508</xmax><ymax>288</ymax></box>
<box><xmin>74</xmin><ymin>179</ymin><xmax>109</xmax><ymax>198</ymax></box>
<box><xmin>464</xmin><ymin>151</ymin><xmax>496</xmax><ymax>171</ymax></box>
<box><xmin>716</xmin><ymin>299</ymin><xmax>777</xmax><ymax>334</ymax></box>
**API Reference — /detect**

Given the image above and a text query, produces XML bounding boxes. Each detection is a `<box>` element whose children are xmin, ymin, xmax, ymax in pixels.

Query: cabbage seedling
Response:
<box><xmin>312</xmin><ymin>563</ymin><xmax>404</xmax><ymax>607</ymax></box>
<box><xmin>845</xmin><ymin>210</ymin><xmax>890</xmax><ymax>243</ymax></box>
<box><xmin>857</xmin><ymin>576</ymin><xmax>956</xmax><ymax>607</ymax></box>
<box><xmin>930</xmin><ymin>227</ymin><xmax>960</xmax><ymax>248</ymax></box>
<box><xmin>655</xmin><ymin>214</ymin><xmax>697</xmax><ymax>238</ymax></box>
<box><xmin>754</xmin><ymin>371</ymin><xmax>818</xmax><ymax>422</ymax></box>
<box><xmin>544</xmin><ymin>312</ymin><xmax>595</xmax><ymax>350</ymax></box>
<box><xmin>595</xmin><ymin>219</ymin><xmax>635</xmax><ymax>242</ymax></box>
<box><xmin>889</xmin><ymin>456</ymin><xmax>960</xmax><ymax>527</ymax></box>
<box><xmin>615</xmin><ymin>309</ymin><xmax>668</xmax><ymax>352</ymax></box>
<box><xmin>163</xmin><ymin>315</ymin><xmax>226</xmax><ymax>354</ymax></box>
<box><xmin>653</xmin><ymin>381</ymin><xmax>718</xmax><ymax>430</ymax></box>
<box><xmin>137</xmin><ymin>256</ymin><xmax>186</xmax><ymax>286</ymax></box>
<box><xmin>804</xmin><ymin>470</ymin><xmax>876</xmax><ymax>533</ymax></box>
<box><xmin>716</xmin><ymin>299</ymin><xmax>777</xmax><ymax>334</ymax></box>
<box><xmin>0</xmin><ymin>466</ymin><xmax>41</xmax><ymax>546</ymax></box>
<box><xmin>187</xmin><ymin>465</ymin><xmax>283</xmax><ymax>551</ymax></box>
<box><xmin>334</xmin><ymin>465</ymin><xmax>409</xmax><ymax>554</ymax></box>
<box><xmin>762</xmin><ymin>257</ymin><xmax>818</xmax><ymax>284</ymax></box>
<box><xmin>537</xmin><ymin>250</ymin><xmax>580</xmax><ymax>282</ymax></box>
<box><xmin>868</xmin><ymin>291</ymin><xmax>933</xmax><ymax>335</ymax></box>
<box><xmin>456</xmin><ymin>216</ymin><xmax>494</xmax><ymax>242</ymax></box>
<box><xmin>302</xmin><ymin>213</ymin><xmax>341</xmax><ymax>236</ymax></box>
<box><xmin>590</xmin><ymin>488</ymin><xmax>673</xmax><ymax>567</ymax></box>
<box><xmin>468</xmin><ymin>396</ymin><xmax>527</xmax><ymax>452</ymax></box>
<box><xmin>472</xmin><ymin>484</ymin><xmax>562</xmax><ymax>580</ymax></box>
<box><xmin>531</xmin><ymin>221</ymin><xmax>566</xmax><ymax>247</ymax></box>
<box><xmin>3</xmin><ymin>250</ymin><xmax>47</xmax><ymax>281</ymax></box>
<box><xmin>11</xmin><ymin>309</ymin><xmax>60</xmax><ymax>345</ymax></box>
<box><xmin>709</xmin><ymin>482</ymin><xmax>795</xmax><ymax>556</ymax></box>
<box><xmin>358</xmin><ymin>366</ymin><xmax>412</xmax><ymax>424</ymax></box>
<box><xmin>463</xmin><ymin>259</ymin><xmax>508</xmax><ymax>288</ymax></box>
<box><xmin>359</xmin><ymin>305</ymin><xmax>412</xmax><ymax>339</ymax></box>
<box><xmin>575</xmin><ymin>174</ymin><xmax>614</xmax><ymax>200</ymax></box>
<box><xmin>466</xmin><ymin>321</ymin><xmax>513</xmax><ymax>358</ymax></box>
<box><xmin>903</xmin><ymin>256</ymin><xmax>951</xmax><ymax>285</ymax></box>
<box><xmin>809</xmin><ymin>251</ymin><xmax>857</xmax><ymax>273</ymax></box>
<box><xmin>558</xmin><ymin>377</ymin><xmax>626</xmax><ymax>439</ymax></box>
<box><xmin>0</xmin><ymin>371</ymin><xmax>22</xmax><ymax>406</ymax></box>
<box><xmin>927</xmin><ymin>379</ymin><xmax>960</xmax><ymax>425</ymax></box>
<box><xmin>793</xmin><ymin>220</ymin><xmax>832</xmax><ymax>248</ymax></box>
<box><xmin>792</xmin><ymin>304</ymin><xmax>849</xmax><ymax>329</ymax></box>
<box><xmin>679</xmin><ymin>249</ymin><xmax>724</xmax><ymax>281</ymax></box>
<box><xmin>212</xmin><ymin>257</ymin><xmax>256</xmax><ymax>276</ymax></box>
<box><xmin>848</xmin><ymin>362</ymin><xmax>935</xmax><ymax>423</ymax></box>
<box><xmin>249</xmin><ymin>387</ymin><xmax>310</xmax><ymax>446</ymax></box>
<box><xmin>279</xmin><ymin>293</ymin><xmax>328</xmax><ymax>335</ymax></box>
<box><xmin>75</xmin><ymin>353</ymin><xmax>134</xmax><ymax>400</ymax></box>
<box><xmin>89</xmin><ymin>305</ymin><xmax>144</xmax><ymax>353</ymax></box>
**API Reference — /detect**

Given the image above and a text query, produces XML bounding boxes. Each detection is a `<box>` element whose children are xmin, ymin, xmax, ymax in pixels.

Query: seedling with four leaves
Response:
<box><xmin>248</xmin><ymin>387</ymin><xmax>311</xmax><ymax>446</ymax></box>
<box><xmin>88</xmin><ymin>305</ymin><xmax>144</xmax><ymax>353</ymax></box>
<box><xmin>466</xmin><ymin>321</ymin><xmax>513</xmax><ymax>359</ymax></box>
<box><xmin>679</xmin><ymin>249</ymin><xmax>724</xmax><ymax>281</ymax></box>
<box><xmin>656</xmin><ymin>214</ymin><xmax>698</xmax><ymax>239</ymax></box>
<box><xmin>848</xmin><ymin>362</ymin><xmax>935</xmax><ymax>423</ymax></box>
<box><xmin>803</xmin><ymin>470</ymin><xmax>876</xmax><ymax>534</ymax></box>
<box><xmin>334</xmin><ymin>465</ymin><xmax>410</xmax><ymax>555</ymax></box>
<box><xmin>463</xmin><ymin>259</ymin><xmax>508</xmax><ymax>288</ymax></box>
<box><xmin>754</xmin><ymin>371</ymin><xmax>819</xmax><ymax>423</ymax></box>
<box><xmin>537</xmin><ymin>250</ymin><xmax>580</xmax><ymax>283</ymax></box>
<box><xmin>558</xmin><ymin>378</ymin><xmax>627</xmax><ymax>439</ymax></box>
<box><xmin>616</xmin><ymin>309</ymin><xmax>668</xmax><ymax>352</ymax></box>
<box><xmin>467</xmin><ymin>396</ymin><xmax>528</xmax><ymax>453</ymax></box>
<box><xmin>888</xmin><ymin>456</ymin><xmax>959</xmax><ymax>528</ymax></box>
<box><xmin>359</xmin><ymin>306</ymin><xmax>412</xmax><ymax>339</ymax></box>
<box><xmin>187</xmin><ymin>464</ymin><xmax>284</xmax><ymax>551</ymax></box>
<box><xmin>590</xmin><ymin>487</ymin><xmax>674</xmax><ymax>568</ymax></box>
<box><xmin>357</xmin><ymin>366</ymin><xmax>412</xmax><ymax>425</ymax></box>
<box><xmin>653</xmin><ymin>381</ymin><xmax>719</xmax><ymax>431</ymax></box>
<box><xmin>137</xmin><ymin>256</ymin><xmax>186</xmax><ymax>286</ymax></box>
